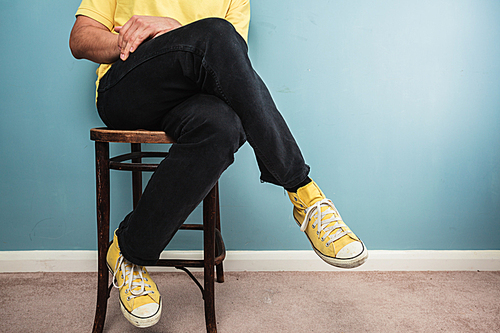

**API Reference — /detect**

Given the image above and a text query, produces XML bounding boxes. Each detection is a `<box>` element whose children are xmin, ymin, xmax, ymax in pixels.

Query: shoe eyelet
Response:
<box><xmin>127</xmin><ymin>297</ymin><xmax>131</xmax><ymax>301</ymax></box>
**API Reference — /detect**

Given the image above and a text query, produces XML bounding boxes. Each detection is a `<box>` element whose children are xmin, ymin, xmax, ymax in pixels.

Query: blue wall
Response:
<box><xmin>1</xmin><ymin>0</ymin><xmax>499</xmax><ymax>251</ymax></box>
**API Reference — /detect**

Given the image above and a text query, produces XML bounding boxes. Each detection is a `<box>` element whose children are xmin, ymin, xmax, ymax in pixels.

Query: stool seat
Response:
<box><xmin>90</xmin><ymin>127</ymin><xmax>175</xmax><ymax>143</ymax></box>
<box><xmin>90</xmin><ymin>127</ymin><xmax>225</xmax><ymax>333</ymax></box>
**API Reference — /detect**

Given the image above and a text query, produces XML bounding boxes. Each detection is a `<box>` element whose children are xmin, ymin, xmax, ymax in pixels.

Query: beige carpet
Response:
<box><xmin>1</xmin><ymin>271</ymin><xmax>499</xmax><ymax>332</ymax></box>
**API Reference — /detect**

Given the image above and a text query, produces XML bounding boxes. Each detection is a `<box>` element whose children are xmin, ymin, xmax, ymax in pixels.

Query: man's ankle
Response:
<box><xmin>285</xmin><ymin>177</ymin><xmax>312</xmax><ymax>193</ymax></box>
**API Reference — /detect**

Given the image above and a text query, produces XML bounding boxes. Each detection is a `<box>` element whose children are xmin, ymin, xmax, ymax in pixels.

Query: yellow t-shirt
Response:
<box><xmin>75</xmin><ymin>0</ymin><xmax>250</xmax><ymax>87</ymax></box>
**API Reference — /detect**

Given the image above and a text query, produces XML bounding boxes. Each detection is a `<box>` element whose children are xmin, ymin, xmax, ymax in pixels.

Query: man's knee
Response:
<box><xmin>190</xmin><ymin>17</ymin><xmax>245</xmax><ymax>49</ymax></box>
<box><xmin>203</xmin><ymin>101</ymin><xmax>246</xmax><ymax>151</ymax></box>
<box><xmin>194</xmin><ymin>17</ymin><xmax>236</xmax><ymax>36</ymax></box>
<box><xmin>178</xmin><ymin>95</ymin><xmax>246</xmax><ymax>151</ymax></box>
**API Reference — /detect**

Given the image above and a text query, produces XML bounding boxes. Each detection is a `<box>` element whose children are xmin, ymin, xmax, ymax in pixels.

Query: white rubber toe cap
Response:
<box><xmin>336</xmin><ymin>241</ymin><xmax>364</xmax><ymax>259</ymax></box>
<box><xmin>131</xmin><ymin>303</ymin><xmax>160</xmax><ymax>318</ymax></box>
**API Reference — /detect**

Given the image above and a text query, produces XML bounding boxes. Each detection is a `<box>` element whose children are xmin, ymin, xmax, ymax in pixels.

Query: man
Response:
<box><xmin>70</xmin><ymin>0</ymin><xmax>368</xmax><ymax>328</ymax></box>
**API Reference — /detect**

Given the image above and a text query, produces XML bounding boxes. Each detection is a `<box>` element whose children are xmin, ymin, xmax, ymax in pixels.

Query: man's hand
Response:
<box><xmin>116</xmin><ymin>15</ymin><xmax>182</xmax><ymax>61</ymax></box>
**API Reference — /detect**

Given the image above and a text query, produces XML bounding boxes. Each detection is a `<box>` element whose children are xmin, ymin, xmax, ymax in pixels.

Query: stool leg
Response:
<box><xmin>93</xmin><ymin>141</ymin><xmax>110</xmax><ymax>333</ymax></box>
<box><xmin>214</xmin><ymin>183</ymin><xmax>225</xmax><ymax>283</ymax></box>
<box><xmin>203</xmin><ymin>185</ymin><xmax>218</xmax><ymax>333</ymax></box>
<box><xmin>131</xmin><ymin>143</ymin><xmax>142</xmax><ymax>209</ymax></box>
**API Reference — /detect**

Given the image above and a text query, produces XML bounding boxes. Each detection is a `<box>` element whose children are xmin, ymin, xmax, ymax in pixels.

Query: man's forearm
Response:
<box><xmin>70</xmin><ymin>16</ymin><xmax>120</xmax><ymax>64</ymax></box>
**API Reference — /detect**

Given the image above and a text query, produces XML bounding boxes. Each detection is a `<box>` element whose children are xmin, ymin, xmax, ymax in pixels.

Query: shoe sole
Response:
<box><xmin>294</xmin><ymin>217</ymin><xmax>368</xmax><ymax>269</ymax></box>
<box><xmin>107</xmin><ymin>252</ymin><xmax>162</xmax><ymax>328</ymax></box>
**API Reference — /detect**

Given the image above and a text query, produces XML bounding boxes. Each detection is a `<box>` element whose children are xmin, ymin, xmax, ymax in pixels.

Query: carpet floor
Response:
<box><xmin>1</xmin><ymin>271</ymin><xmax>499</xmax><ymax>332</ymax></box>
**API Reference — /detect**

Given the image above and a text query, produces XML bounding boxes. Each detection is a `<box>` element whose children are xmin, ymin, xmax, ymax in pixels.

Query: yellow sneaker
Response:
<box><xmin>288</xmin><ymin>180</ymin><xmax>368</xmax><ymax>268</ymax></box>
<box><xmin>107</xmin><ymin>231</ymin><xmax>162</xmax><ymax>328</ymax></box>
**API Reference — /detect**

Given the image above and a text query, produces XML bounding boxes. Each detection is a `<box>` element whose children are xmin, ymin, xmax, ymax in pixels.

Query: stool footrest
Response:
<box><xmin>109</xmin><ymin>162</ymin><xmax>159</xmax><ymax>171</ymax></box>
<box><xmin>109</xmin><ymin>151</ymin><xmax>170</xmax><ymax>172</ymax></box>
<box><xmin>179</xmin><ymin>223</ymin><xmax>203</xmax><ymax>230</ymax></box>
<box><xmin>157</xmin><ymin>252</ymin><xmax>225</xmax><ymax>267</ymax></box>
<box><xmin>157</xmin><ymin>259</ymin><xmax>205</xmax><ymax>267</ymax></box>
<box><xmin>110</xmin><ymin>151</ymin><xmax>169</xmax><ymax>163</ymax></box>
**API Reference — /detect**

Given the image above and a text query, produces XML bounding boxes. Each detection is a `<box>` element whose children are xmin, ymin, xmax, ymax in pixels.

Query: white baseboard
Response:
<box><xmin>1</xmin><ymin>250</ymin><xmax>499</xmax><ymax>273</ymax></box>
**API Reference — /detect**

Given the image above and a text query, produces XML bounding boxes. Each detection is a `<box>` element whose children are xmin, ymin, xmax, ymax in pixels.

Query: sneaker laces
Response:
<box><xmin>300</xmin><ymin>199</ymin><xmax>352</xmax><ymax>248</ymax></box>
<box><xmin>113</xmin><ymin>255</ymin><xmax>154</xmax><ymax>301</ymax></box>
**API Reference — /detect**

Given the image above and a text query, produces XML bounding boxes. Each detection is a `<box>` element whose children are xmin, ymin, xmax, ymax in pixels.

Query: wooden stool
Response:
<box><xmin>90</xmin><ymin>127</ymin><xmax>225</xmax><ymax>333</ymax></box>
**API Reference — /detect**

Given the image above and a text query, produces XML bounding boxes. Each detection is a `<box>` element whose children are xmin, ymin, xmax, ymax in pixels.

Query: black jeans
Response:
<box><xmin>97</xmin><ymin>18</ymin><xmax>310</xmax><ymax>265</ymax></box>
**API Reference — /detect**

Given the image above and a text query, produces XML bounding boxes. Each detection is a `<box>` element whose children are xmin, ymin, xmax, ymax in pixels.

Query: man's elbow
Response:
<box><xmin>69</xmin><ymin>26</ymin><xmax>86</xmax><ymax>59</ymax></box>
<box><xmin>69</xmin><ymin>41</ymin><xmax>83</xmax><ymax>59</ymax></box>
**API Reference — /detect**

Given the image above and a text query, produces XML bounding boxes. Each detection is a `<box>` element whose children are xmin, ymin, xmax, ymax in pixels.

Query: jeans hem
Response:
<box><xmin>260</xmin><ymin>164</ymin><xmax>310</xmax><ymax>189</ymax></box>
<box><xmin>116</xmin><ymin>228</ymin><xmax>159</xmax><ymax>266</ymax></box>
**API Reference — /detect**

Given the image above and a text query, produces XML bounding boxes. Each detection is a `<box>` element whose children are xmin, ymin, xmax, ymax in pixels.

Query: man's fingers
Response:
<box><xmin>117</xmin><ymin>17</ymin><xmax>139</xmax><ymax>58</ymax></box>
<box><xmin>122</xmin><ymin>31</ymin><xmax>150</xmax><ymax>59</ymax></box>
<box><xmin>117</xmin><ymin>16</ymin><xmax>182</xmax><ymax>61</ymax></box>
<box><xmin>118</xmin><ymin>20</ymin><xmax>142</xmax><ymax>60</ymax></box>
<box><xmin>119</xmin><ymin>17</ymin><xmax>156</xmax><ymax>60</ymax></box>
